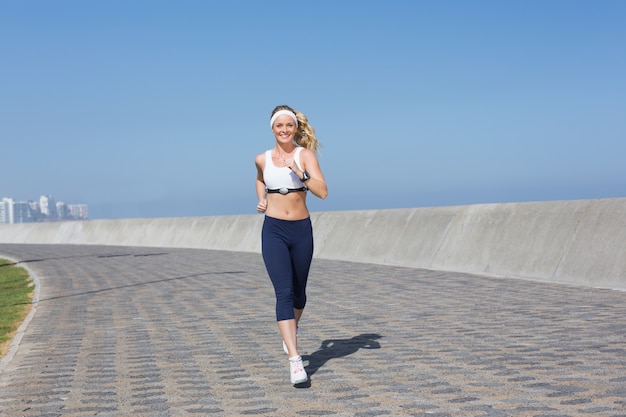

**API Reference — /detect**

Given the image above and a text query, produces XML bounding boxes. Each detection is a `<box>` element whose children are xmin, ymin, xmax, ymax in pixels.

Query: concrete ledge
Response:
<box><xmin>1</xmin><ymin>198</ymin><xmax>624</xmax><ymax>290</ymax></box>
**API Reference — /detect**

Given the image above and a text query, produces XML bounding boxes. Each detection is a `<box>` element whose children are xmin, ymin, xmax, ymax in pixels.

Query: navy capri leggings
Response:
<box><xmin>262</xmin><ymin>216</ymin><xmax>314</xmax><ymax>321</ymax></box>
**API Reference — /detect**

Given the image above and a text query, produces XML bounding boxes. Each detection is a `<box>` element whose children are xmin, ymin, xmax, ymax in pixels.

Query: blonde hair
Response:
<box><xmin>271</xmin><ymin>105</ymin><xmax>321</xmax><ymax>153</ymax></box>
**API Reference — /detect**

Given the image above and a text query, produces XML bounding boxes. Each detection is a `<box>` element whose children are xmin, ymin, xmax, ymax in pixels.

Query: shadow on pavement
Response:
<box><xmin>296</xmin><ymin>333</ymin><xmax>383</xmax><ymax>388</ymax></box>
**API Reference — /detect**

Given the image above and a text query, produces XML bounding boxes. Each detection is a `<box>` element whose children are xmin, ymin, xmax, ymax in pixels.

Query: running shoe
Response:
<box><xmin>289</xmin><ymin>355</ymin><xmax>307</xmax><ymax>384</ymax></box>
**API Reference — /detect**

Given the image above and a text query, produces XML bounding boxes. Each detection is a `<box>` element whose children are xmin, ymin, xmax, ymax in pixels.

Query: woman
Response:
<box><xmin>255</xmin><ymin>105</ymin><xmax>328</xmax><ymax>385</ymax></box>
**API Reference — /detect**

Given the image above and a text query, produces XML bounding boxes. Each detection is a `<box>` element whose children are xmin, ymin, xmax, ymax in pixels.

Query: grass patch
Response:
<box><xmin>0</xmin><ymin>259</ymin><xmax>34</xmax><ymax>358</ymax></box>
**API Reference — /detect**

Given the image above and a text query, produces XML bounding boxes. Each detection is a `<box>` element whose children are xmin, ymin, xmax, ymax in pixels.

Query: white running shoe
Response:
<box><xmin>289</xmin><ymin>355</ymin><xmax>307</xmax><ymax>384</ymax></box>
<box><xmin>282</xmin><ymin>327</ymin><xmax>299</xmax><ymax>354</ymax></box>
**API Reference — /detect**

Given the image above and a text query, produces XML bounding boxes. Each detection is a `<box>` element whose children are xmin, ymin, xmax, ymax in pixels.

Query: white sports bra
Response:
<box><xmin>263</xmin><ymin>148</ymin><xmax>306</xmax><ymax>190</ymax></box>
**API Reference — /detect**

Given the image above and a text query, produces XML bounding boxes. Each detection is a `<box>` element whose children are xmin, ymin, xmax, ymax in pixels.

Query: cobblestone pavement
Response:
<box><xmin>0</xmin><ymin>244</ymin><xmax>625</xmax><ymax>417</ymax></box>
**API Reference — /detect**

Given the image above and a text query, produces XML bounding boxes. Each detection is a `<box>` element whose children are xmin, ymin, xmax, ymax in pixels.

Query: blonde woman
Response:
<box><xmin>254</xmin><ymin>105</ymin><xmax>328</xmax><ymax>385</ymax></box>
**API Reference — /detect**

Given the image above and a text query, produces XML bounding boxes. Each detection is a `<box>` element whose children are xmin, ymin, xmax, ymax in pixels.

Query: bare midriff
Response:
<box><xmin>265</xmin><ymin>192</ymin><xmax>309</xmax><ymax>221</ymax></box>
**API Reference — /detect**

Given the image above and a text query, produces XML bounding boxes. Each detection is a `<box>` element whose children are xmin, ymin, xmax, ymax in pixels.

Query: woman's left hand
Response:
<box><xmin>284</xmin><ymin>158</ymin><xmax>304</xmax><ymax>178</ymax></box>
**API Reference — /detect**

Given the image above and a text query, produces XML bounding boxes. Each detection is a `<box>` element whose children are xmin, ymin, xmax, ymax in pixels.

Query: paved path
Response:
<box><xmin>0</xmin><ymin>244</ymin><xmax>625</xmax><ymax>417</ymax></box>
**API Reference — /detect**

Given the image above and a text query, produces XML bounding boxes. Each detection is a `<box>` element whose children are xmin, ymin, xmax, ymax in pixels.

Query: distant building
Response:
<box><xmin>0</xmin><ymin>198</ymin><xmax>10</xmax><ymax>224</ymax></box>
<box><xmin>0</xmin><ymin>198</ymin><xmax>34</xmax><ymax>224</ymax></box>
<box><xmin>68</xmin><ymin>204</ymin><xmax>89</xmax><ymax>220</ymax></box>
<box><xmin>28</xmin><ymin>201</ymin><xmax>42</xmax><ymax>222</ymax></box>
<box><xmin>0</xmin><ymin>195</ymin><xmax>88</xmax><ymax>223</ymax></box>
<box><xmin>13</xmin><ymin>201</ymin><xmax>31</xmax><ymax>223</ymax></box>
<box><xmin>39</xmin><ymin>195</ymin><xmax>57</xmax><ymax>218</ymax></box>
<box><xmin>56</xmin><ymin>201</ymin><xmax>68</xmax><ymax>220</ymax></box>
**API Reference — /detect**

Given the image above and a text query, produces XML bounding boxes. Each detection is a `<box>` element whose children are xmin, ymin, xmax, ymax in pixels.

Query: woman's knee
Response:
<box><xmin>293</xmin><ymin>298</ymin><xmax>306</xmax><ymax>310</ymax></box>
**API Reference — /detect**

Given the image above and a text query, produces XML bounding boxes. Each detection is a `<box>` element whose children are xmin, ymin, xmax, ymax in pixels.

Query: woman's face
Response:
<box><xmin>272</xmin><ymin>115</ymin><xmax>297</xmax><ymax>144</ymax></box>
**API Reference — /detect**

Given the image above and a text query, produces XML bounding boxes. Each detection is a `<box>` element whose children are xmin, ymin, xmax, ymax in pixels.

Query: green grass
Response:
<box><xmin>0</xmin><ymin>259</ymin><xmax>34</xmax><ymax>356</ymax></box>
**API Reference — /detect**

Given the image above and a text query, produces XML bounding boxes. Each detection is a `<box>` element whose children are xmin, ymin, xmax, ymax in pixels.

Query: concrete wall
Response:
<box><xmin>1</xmin><ymin>198</ymin><xmax>624</xmax><ymax>290</ymax></box>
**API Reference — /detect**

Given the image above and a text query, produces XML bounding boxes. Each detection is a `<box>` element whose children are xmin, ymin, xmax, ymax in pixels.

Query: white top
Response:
<box><xmin>263</xmin><ymin>147</ymin><xmax>305</xmax><ymax>189</ymax></box>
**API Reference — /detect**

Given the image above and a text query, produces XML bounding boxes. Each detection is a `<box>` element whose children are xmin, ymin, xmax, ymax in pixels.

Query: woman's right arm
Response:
<box><xmin>255</xmin><ymin>153</ymin><xmax>268</xmax><ymax>213</ymax></box>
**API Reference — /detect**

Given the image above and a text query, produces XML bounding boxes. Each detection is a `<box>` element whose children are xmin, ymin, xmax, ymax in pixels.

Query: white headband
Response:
<box><xmin>270</xmin><ymin>109</ymin><xmax>298</xmax><ymax>128</ymax></box>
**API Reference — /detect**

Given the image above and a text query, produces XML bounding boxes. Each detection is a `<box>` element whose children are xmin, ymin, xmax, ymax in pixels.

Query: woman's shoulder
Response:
<box><xmin>298</xmin><ymin>147</ymin><xmax>317</xmax><ymax>160</ymax></box>
<box><xmin>256</xmin><ymin>149</ymin><xmax>272</xmax><ymax>158</ymax></box>
<box><xmin>255</xmin><ymin>151</ymin><xmax>268</xmax><ymax>166</ymax></box>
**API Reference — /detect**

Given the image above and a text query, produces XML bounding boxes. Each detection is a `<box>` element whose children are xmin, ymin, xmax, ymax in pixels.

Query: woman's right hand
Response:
<box><xmin>257</xmin><ymin>199</ymin><xmax>267</xmax><ymax>213</ymax></box>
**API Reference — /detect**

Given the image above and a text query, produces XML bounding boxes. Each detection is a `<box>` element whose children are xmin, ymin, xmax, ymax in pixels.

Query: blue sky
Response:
<box><xmin>1</xmin><ymin>0</ymin><xmax>625</xmax><ymax>219</ymax></box>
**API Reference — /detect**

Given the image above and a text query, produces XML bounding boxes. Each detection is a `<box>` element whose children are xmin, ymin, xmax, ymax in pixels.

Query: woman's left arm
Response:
<box><xmin>298</xmin><ymin>149</ymin><xmax>328</xmax><ymax>200</ymax></box>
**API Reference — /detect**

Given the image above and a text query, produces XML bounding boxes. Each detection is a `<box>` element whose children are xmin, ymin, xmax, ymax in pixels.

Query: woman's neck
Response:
<box><xmin>274</xmin><ymin>143</ymin><xmax>296</xmax><ymax>156</ymax></box>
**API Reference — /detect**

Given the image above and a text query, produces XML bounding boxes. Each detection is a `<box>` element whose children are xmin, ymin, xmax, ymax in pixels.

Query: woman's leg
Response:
<box><xmin>282</xmin><ymin>220</ymin><xmax>313</xmax><ymax>358</ymax></box>
<box><xmin>278</xmin><ymin>318</ymin><xmax>299</xmax><ymax>357</ymax></box>
<box><xmin>262</xmin><ymin>217</ymin><xmax>300</xmax><ymax>356</ymax></box>
<box><xmin>282</xmin><ymin>308</ymin><xmax>304</xmax><ymax>356</ymax></box>
<box><xmin>262</xmin><ymin>217</ymin><xmax>311</xmax><ymax>384</ymax></box>
<box><xmin>262</xmin><ymin>218</ymin><xmax>296</xmax><ymax>322</ymax></box>
<box><xmin>290</xmin><ymin>218</ymin><xmax>313</xmax><ymax>323</ymax></box>
<box><xmin>294</xmin><ymin>308</ymin><xmax>304</xmax><ymax>327</ymax></box>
